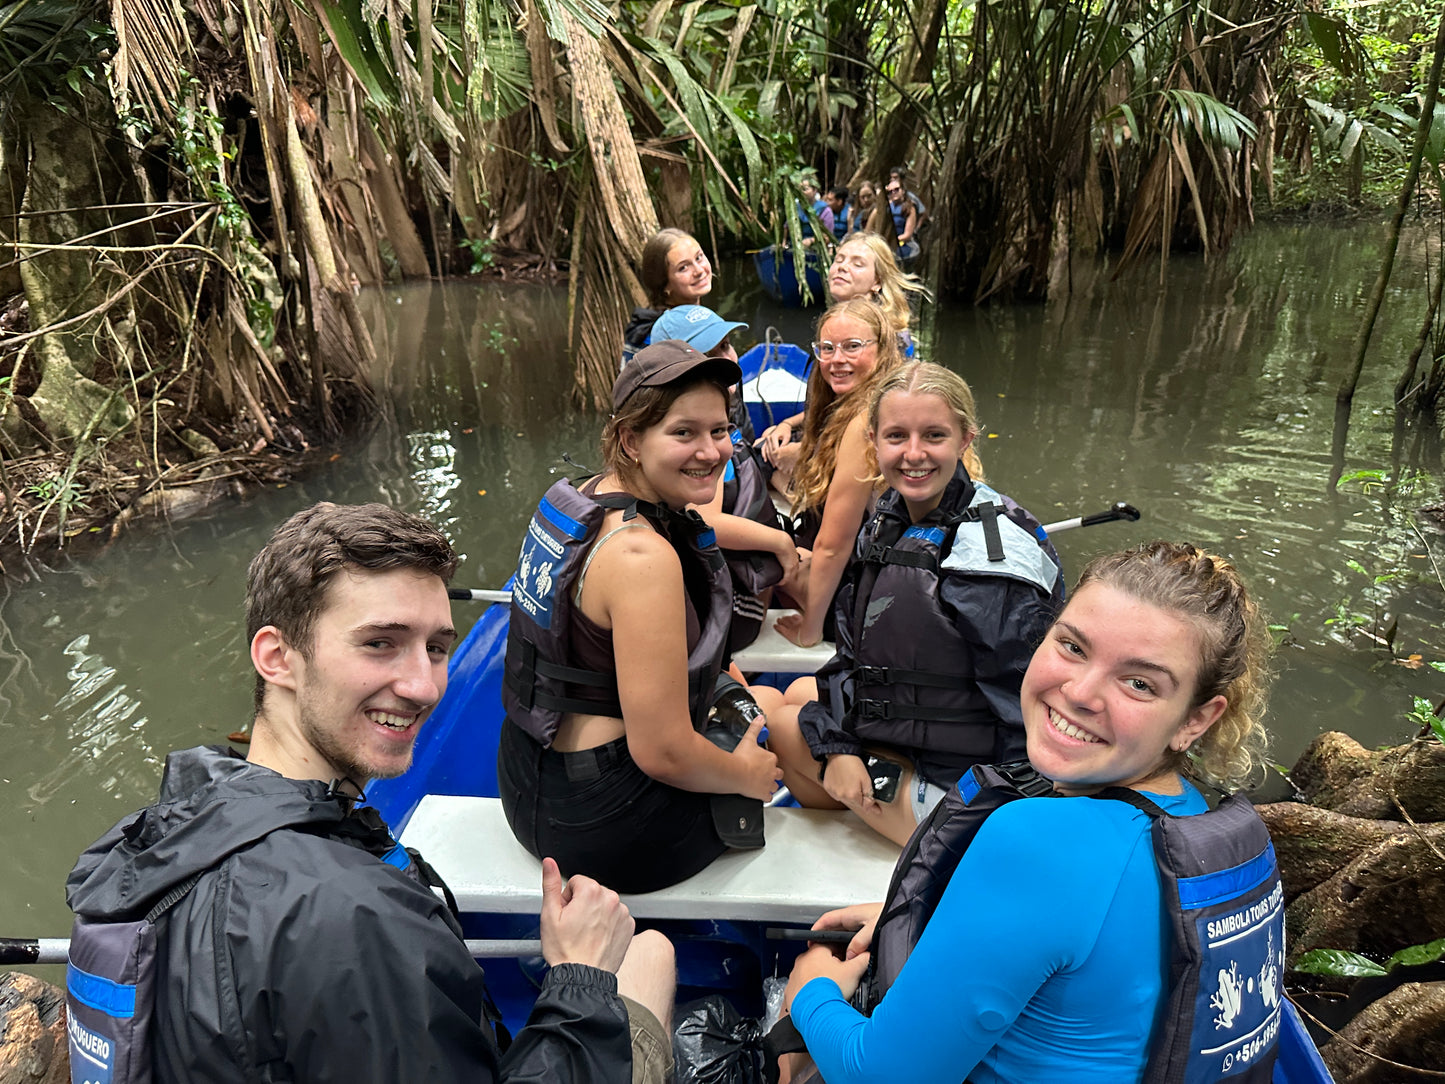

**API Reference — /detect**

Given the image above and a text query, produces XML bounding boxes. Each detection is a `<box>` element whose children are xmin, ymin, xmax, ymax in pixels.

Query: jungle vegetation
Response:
<box><xmin>0</xmin><ymin>0</ymin><xmax>1441</xmax><ymax>555</ymax></box>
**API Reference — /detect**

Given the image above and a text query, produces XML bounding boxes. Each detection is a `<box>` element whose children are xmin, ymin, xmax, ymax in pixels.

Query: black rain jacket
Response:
<box><xmin>66</xmin><ymin>745</ymin><xmax>632</xmax><ymax>1084</ymax></box>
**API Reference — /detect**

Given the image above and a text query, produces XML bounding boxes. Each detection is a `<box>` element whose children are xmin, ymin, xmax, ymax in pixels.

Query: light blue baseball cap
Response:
<box><xmin>651</xmin><ymin>305</ymin><xmax>748</xmax><ymax>353</ymax></box>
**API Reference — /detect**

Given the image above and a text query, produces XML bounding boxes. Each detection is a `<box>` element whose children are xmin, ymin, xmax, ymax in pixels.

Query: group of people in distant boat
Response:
<box><xmin>61</xmin><ymin>200</ymin><xmax>1287</xmax><ymax>1084</ymax></box>
<box><xmin>796</xmin><ymin>166</ymin><xmax>928</xmax><ymax>259</ymax></box>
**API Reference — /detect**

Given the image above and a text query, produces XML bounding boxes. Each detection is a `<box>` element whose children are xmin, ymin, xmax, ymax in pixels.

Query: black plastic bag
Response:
<box><xmin>673</xmin><ymin>994</ymin><xmax>766</xmax><ymax>1084</ymax></box>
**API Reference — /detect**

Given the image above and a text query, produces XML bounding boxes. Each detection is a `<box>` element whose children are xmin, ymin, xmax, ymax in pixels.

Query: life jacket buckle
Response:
<box><xmin>853</xmin><ymin>665</ymin><xmax>891</xmax><ymax>686</ymax></box>
<box><xmin>854</xmin><ymin>699</ymin><xmax>892</xmax><ymax>720</ymax></box>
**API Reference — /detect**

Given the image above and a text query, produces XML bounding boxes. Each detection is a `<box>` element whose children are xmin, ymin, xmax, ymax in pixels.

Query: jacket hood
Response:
<box><xmin>66</xmin><ymin>745</ymin><xmax>348</xmax><ymax>919</ymax></box>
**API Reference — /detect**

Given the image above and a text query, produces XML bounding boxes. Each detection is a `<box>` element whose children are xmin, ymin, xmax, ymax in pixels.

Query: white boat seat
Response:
<box><xmin>731</xmin><ymin>609</ymin><xmax>835</xmax><ymax>674</ymax></box>
<box><xmin>401</xmin><ymin>795</ymin><xmax>902</xmax><ymax>925</ymax></box>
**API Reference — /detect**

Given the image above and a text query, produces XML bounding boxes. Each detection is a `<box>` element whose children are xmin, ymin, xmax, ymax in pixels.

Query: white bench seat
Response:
<box><xmin>730</xmin><ymin>609</ymin><xmax>835</xmax><ymax>674</ymax></box>
<box><xmin>402</xmin><ymin>795</ymin><xmax>901</xmax><ymax>925</ymax></box>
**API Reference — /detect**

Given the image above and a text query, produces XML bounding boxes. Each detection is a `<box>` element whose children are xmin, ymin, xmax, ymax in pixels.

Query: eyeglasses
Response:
<box><xmin>886</xmin><ymin>187</ymin><xmax>902</xmax><ymax>195</ymax></box>
<box><xmin>813</xmin><ymin>338</ymin><xmax>876</xmax><ymax>359</ymax></box>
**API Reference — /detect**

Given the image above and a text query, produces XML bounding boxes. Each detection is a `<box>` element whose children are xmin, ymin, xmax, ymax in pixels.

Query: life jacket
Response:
<box><xmin>828</xmin><ymin>469</ymin><xmax>1062</xmax><ymax>766</ymax></box>
<box><xmin>889</xmin><ymin>200</ymin><xmax>908</xmax><ymax>241</ymax></box>
<box><xmin>503</xmin><ymin>478</ymin><xmax>732</xmax><ymax>741</ymax></box>
<box><xmin>861</xmin><ymin>762</ymin><xmax>1286</xmax><ymax>1084</ymax></box>
<box><xmin>620</xmin><ymin>307</ymin><xmax>664</xmax><ymax>369</ymax></box>
<box><xmin>65</xmin><ymin>807</ymin><xmax>479</xmax><ymax>1084</ymax></box>
<box><xmin>831</xmin><ymin>206</ymin><xmax>851</xmax><ymax>242</ymax></box>
<box><xmin>720</xmin><ymin>430</ymin><xmax>787</xmax><ymax>597</ymax></box>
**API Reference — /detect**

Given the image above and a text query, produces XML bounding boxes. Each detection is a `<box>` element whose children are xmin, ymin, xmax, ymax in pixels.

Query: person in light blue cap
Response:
<box><xmin>651</xmin><ymin>305</ymin><xmax>753</xmax><ymax>442</ymax></box>
<box><xmin>650</xmin><ymin>305</ymin><xmax>804</xmax><ymax>652</ymax></box>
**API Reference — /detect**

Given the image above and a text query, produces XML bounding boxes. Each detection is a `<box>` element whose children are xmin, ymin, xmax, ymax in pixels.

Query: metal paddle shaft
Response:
<box><xmin>449</xmin><ymin>503</ymin><xmax>1142</xmax><ymax>604</ymax></box>
<box><xmin>1</xmin><ymin>936</ymin><xmax>546</xmax><ymax>964</ymax></box>
<box><xmin>1041</xmin><ymin>501</ymin><xmax>1140</xmax><ymax>535</ymax></box>
<box><xmin>0</xmin><ymin>938</ymin><xmax>69</xmax><ymax>965</ymax></box>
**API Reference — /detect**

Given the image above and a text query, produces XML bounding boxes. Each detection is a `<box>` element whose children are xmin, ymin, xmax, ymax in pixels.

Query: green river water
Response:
<box><xmin>3</xmin><ymin>219</ymin><xmax>1443</xmax><ymax>969</ymax></box>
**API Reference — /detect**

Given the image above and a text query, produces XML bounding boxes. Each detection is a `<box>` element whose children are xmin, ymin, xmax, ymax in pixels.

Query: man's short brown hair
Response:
<box><xmin>245</xmin><ymin>502</ymin><xmax>459</xmax><ymax>713</ymax></box>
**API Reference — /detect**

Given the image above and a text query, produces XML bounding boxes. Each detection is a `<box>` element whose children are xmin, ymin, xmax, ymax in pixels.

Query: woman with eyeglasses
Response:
<box><xmin>867</xmin><ymin>181</ymin><xmax>919</xmax><ymax>261</ymax></box>
<box><xmin>770</xmin><ymin>299</ymin><xmax>907</xmax><ymax>648</ymax></box>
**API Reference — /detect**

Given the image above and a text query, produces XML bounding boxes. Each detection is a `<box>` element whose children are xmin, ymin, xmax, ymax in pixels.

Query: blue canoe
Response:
<box><xmin>754</xmin><ymin>245</ymin><xmax>827</xmax><ymax>307</ymax></box>
<box><xmin>366</xmin><ymin>601</ymin><xmax>1334</xmax><ymax>1082</ymax></box>
<box><xmin>738</xmin><ymin>337</ymin><xmax>812</xmax><ymax>437</ymax></box>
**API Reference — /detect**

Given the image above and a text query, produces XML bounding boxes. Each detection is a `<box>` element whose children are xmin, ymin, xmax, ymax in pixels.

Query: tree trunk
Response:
<box><xmin>1288</xmin><ymin>732</ymin><xmax>1445</xmax><ymax>822</ymax></box>
<box><xmin>1254</xmin><ymin>803</ymin><xmax>1400</xmax><ymax>904</ymax></box>
<box><xmin>1319</xmin><ymin>981</ymin><xmax>1445</xmax><ymax>1083</ymax></box>
<box><xmin>14</xmin><ymin>96</ymin><xmax>137</xmax><ymax>444</ymax></box>
<box><xmin>851</xmin><ymin>0</ymin><xmax>946</xmax><ymax>187</ymax></box>
<box><xmin>0</xmin><ymin>972</ymin><xmax>67</xmax><ymax>1084</ymax></box>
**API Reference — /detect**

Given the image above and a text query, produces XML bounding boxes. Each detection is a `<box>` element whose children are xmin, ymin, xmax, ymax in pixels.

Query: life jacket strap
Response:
<box><xmin>851</xmin><ymin>664</ymin><xmax>974</xmax><ymax>690</ymax></box>
<box><xmin>849</xmin><ymin>698</ymin><xmax>994</xmax><ymax>723</ymax></box>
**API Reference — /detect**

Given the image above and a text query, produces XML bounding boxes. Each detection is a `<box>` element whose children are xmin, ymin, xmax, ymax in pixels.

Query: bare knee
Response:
<box><xmin>617</xmin><ymin>929</ymin><xmax>676</xmax><ymax>1032</ymax></box>
<box><xmin>782</xmin><ymin>676</ymin><xmax>817</xmax><ymax>708</ymax></box>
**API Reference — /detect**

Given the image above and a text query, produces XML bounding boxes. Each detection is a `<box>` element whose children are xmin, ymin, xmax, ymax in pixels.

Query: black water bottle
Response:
<box><xmin>705</xmin><ymin>674</ymin><xmax>765</xmax><ymax>751</ymax></box>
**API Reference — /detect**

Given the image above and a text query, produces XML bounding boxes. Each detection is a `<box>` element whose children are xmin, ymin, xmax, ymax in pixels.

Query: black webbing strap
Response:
<box><xmin>977</xmin><ymin>501</ymin><xmax>1004</xmax><ymax>562</ymax></box>
<box><xmin>850</xmin><ymin>665</ymin><xmax>974</xmax><ymax>690</ymax></box>
<box><xmin>761</xmin><ymin>1016</ymin><xmax>808</xmax><ymax>1084</ymax></box>
<box><xmin>509</xmin><ymin>637</ymin><xmax>624</xmax><ymax>717</ymax></box>
<box><xmin>849</xmin><ymin>698</ymin><xmax>993</xmax><ymax>723</ymax></box>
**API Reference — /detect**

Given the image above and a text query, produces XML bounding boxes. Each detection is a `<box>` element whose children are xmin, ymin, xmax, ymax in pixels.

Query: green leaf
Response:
<box><xmin>311</xmin><ymin>0</ymin><xmax>398</xmax><ymax>108</ymax></box>
<box><xmin>1387</xmin><ymin>937</ymin><xmax>1445</xmax><ymax>969</ymax></box>
<box><xmin>1304</xmin><ymin>13</ymin><xmax>1350</xmax><ymax>76</ymax></box>
<box><xmin>1292</xmin><ymin>949</ymin><xmax>1386</xmax><ymax>978</ymax></box>
<box><xmin>1345</xmin><ymin>559</ymin><xmax>1369</xmax><ymax>578</ymax></box>
<box><xmin>1429</xmin><ymin>661</ymin><xmax>1445</xmax><ymax>674</ymax></box>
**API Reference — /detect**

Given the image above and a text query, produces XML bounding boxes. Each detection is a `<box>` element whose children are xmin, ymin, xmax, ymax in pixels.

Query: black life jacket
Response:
<box><xmin>861</xmin><ymin>762</ymin><xmax>1286</xmax><ymax>1083</ymax></box>
<box><xmin>620</xmin><ymin>307</ymin><xmax>663</xmax><ymax>369</ymax></box>
<box><xmin>720</xmin><ymin>430</ymin><xmax>787</xmax><ymax>597</ymax></box>
<box><xmin>832</xmin><ymin>468</ymin><xmax>1062</xmax><ymax>763</ymax></box>
<box><xmin>65</xmin><ymin>807</ymin><xmax>482</xmax><ymax>1084</ymax></box>
<box><xmin>503</xmin><ymin>477</ymin><xmax>732</xmax><ymax>741</ymax></box>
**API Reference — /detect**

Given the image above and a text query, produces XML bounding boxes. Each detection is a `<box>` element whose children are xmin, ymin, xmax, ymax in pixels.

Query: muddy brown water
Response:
<box><xmin>3</xmin><ymin>220</ymin><xmax>1443</xmax><ymax>972</ymax></box>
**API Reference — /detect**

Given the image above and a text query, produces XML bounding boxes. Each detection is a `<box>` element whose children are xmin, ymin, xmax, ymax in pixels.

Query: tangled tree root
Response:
<box><xmin>1260</xmin><ymin>730</ymin><xmax>1445</xmax><ymax>1081</ymax></box>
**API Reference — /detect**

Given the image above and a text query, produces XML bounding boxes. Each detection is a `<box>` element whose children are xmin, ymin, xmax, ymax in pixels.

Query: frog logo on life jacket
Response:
<box><xmin>512</xmin><ymin>498</ymin><xmax>571</xmax><ymax>629</ymax></box>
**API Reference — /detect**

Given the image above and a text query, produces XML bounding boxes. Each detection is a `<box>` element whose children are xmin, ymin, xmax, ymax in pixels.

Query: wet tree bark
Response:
<box><xmin>1319</xmin><ymin>981</ymin><xmax>1445</xmax><ymax>1083</ymax></box>
<box><xmin>1260</xmin><ymin>731</ymin><xmax>1445</xmax><ymax>1081</ymax></box>
<box><xmin>0</xmin><ymin>973</ymin><xmax>67</xmax><ymax>1084</ymax></box>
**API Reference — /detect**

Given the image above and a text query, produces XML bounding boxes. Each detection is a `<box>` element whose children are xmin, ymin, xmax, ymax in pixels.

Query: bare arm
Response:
<box><xmin>898</xmin><ymin>203</ymin><xmax>918</xmax><ymax>245</ymax></box>
<box><xmin>693</xmin><ymin>477</ymin><xmax>799</xmax><ymax>575</ymax></box>
<box><xmin>776</xmin><ymin>416</ymin><xmax>874</xmax><ymax>646</ymax></box>
<box><xmin>590</xmin><ymin>528</ymin><xmax>780</xmax><ymax>798</ymax></box>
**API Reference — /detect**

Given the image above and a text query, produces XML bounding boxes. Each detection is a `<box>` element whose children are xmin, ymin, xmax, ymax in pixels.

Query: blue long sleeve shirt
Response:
<box><xmin>791</xmin><ymin>783</ymin><xmax>1208</xmax><ymax>1084</ymax></box>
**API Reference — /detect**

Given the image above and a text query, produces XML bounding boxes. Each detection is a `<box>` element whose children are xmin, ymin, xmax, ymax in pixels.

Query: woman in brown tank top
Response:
<box><xmin>498</xmin><ymin>342</ymin><xmax>783</xmax><ymax>892</ymax></box>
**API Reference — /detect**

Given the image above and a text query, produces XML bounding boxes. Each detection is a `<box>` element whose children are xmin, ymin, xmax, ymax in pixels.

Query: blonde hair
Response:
<box><xmin>790</xmin><ymin>299</ymin><xmax>906</xmax><ymax>517</ymax></box>
<box><xmin>832</xmin><ymin>233</ymin><xmax>929</xmax><ymax>332</ymax></box>
<box><xmin>1073</xmin><ymin>542</ymin><xmax>1273</xmax><ymax>792</ymax></box>
<box><xmin>863</xmin><ymin>361</ymin><xmax>986</xmax><ymax>482</ymax></box>
<box><xmin>601</xmin><ymin>376</ymin><xmax>730</xmax><ymax>492</ymax></box>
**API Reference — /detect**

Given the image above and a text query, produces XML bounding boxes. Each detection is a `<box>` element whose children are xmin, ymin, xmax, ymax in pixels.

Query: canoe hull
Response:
<box><xmin>753</xmin><ymin>245</ymin><xmax>826</xmax><ymax>308</ymax></box>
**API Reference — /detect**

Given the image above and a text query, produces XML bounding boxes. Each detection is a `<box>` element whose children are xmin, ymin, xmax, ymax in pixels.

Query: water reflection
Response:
<box><xmin>28</xmin><ymin>635</ymin><xmax>153</xmax><ymax>804</ymax></box>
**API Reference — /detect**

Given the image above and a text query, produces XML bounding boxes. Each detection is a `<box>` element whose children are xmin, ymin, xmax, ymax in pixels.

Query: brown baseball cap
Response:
<box><xmin>613</xmin><ymin>339</ymin><xmax>743</xmax><ymax>410</ymax></box>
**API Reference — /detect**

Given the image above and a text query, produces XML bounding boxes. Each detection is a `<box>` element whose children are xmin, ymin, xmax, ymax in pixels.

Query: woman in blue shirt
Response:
<box><xmin>782</xmin><ymin>541</ymin><xmax>1273</xmax><ymax>1083</ymax></box>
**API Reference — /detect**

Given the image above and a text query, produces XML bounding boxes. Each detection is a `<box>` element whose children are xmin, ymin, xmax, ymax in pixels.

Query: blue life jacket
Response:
<box><xmin>503</xmin><ymin>478</ymin><xmax>731</xmax><ymax>739</ymax></box>
<box><xmin>862</xmin><ymin>762</ymin><xmax>1286</xmax><ymax>1084</ymax></box>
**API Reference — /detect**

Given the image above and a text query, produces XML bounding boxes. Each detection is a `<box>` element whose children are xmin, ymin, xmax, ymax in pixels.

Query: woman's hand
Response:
<box><xmin>755</xmin><ymin>423</ymin><xmax>792</xmax><ymax>464</ymax></box>
<box><xmin>814</xmin><ymin>901</ymin><xmax>883</xmax><ymax>961</ymax></box>
<box><xmin>823</xmin><ymin>754</ymin><xmax>877</xmax><ymax>813</ymax></box>
<box><xmin>784</xmin><ymin>943</ymin><xmax>871</xmax><ymax>1011</ymax></box>
<box><xmin>779</xmin><ymin>547</ymin><xmax>810</xmax><ymax>595</ymax></box>
<box><xmin>731</xmin><ymin>715</ymin><xmax>784</xmax><ymax>801</ymax></box>
<box><xmin>774</xmin><ymin>610</ymin><xmax>823</xmax><ymax>648</ymax></box>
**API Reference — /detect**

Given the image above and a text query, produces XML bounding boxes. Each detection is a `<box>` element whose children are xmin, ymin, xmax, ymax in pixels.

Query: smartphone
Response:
<box><xmin>864</xmin><ymin>754</ymin><xmax>904</xmax><ymax>804</ymax></box>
